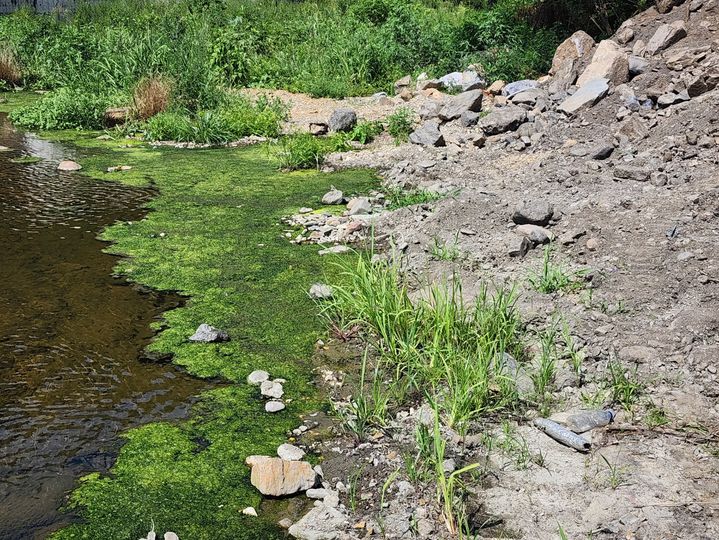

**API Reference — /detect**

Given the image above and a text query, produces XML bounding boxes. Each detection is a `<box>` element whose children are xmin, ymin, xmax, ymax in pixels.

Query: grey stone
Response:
<box><xmin>619</xmin><ymin>345</ymin><xmax>656</xmax><ymax>364</ymax></box>
<box><xmin>277</xmin><ymin>443</ymin><xmax>305</xmax><ymax>461</ymax></box>
<box><xmin>328</xmin><ymin>108</ymin><xmax>357</xmax><ymax>132</ymax></box>
<box><xmin>439</xmin><ymin>89</ymin><xmax>483</xmax><ymax>121</ymax></box>
<box><xmin>260</xmin><ymin>380</ymin><xmax>284</xmax><ymax>399</ymax></box>
<box><xmin>516</xmin><ymin>224</ymin><xmax>553</xmax><ymax>244</ymax></box>
<box><xmin>346</xmin><ymin>197</ymin><xmax>372</xmax><ymax>215</ymax></box>
<box><xmin>478</xmin><ymin>106</ymin><xmax>527</xmax><ymax>135</ymax></box>
<box><xmin>502</xmin><ymin>79</ymin><xmax>538</xmax><ymax>97</ymax></box>
<box><xmin>589</xmin><ymin>141</ymin><xmax>615</xmax><ymax>160</ymax></box>
<box><xmin>318</xmin><ymin>245</ymin><xmax>350</xmax><ymax>256</ymax></box>
<box><xmin>321</xmin><ymin>188</ymin><xmax>344</xmax><ymax>205</ymax></box>
<box><xmin>309</xmin><ymin>123</ymin><xmax>328</xmax><ymax>136</ymax></box>
<box><xmin>394</xmin><ymin>75</ymin><xmax>412</xmax><ymax>95</ymax></box>
<box><xmin>502</xmin><ymin>353</ymin><xmax>534</xmax><ymax>398</ymax></box>
<box><xmin>288</xmin><ymin>504</ymin><xmax>348</xmax><ymax>540</ymax></box>
<box><xmin>309</xmin><ymin>283</ymin><xmax>333</xmax><ymax>300</ymax></box>
<box><xmin>439</xmin><ymin>70</ymin><xmax>485</xmax><ymax>92</ymax></box>
<box><xmin>247</xmin><ymin>370</ymin><xmax>270</xmax><ymax>385</ymax></box>
<box><xmin>646</xmin><ymin>21</ymin><xmax>687</xmax><ymax>56</ymax></box>
<box><xmin>460</xmin><ymin>110</ymin><xmax>480</xmax><ymax>127</ymax></box>
<box><xmin>418</xmin><ymin>101</ymin><xmax>442</xmax><ymax>120</ymax></box>
<box><xmin>265</xmin><ymin>401</ymin><xmax>286</xmax><ymax>413</ymax></box>
<box><xmin>558</xmin><ymin>78</ymin><xmax>609</xmax><ymax>115</ymax></box>
<box><xmin>409</xmin><ymin>121</ymin><xmax>446</xmax><ymax>147</ymax></box>
<box><xmin>189</xmin><ymin>323</ymin><xmax>229</xmax><ymax>343</ymax></box>
<box><xmin>164</xmin><ymin>534</ymin><xmax>179</xmax><ymax>540</ymax></box>
<box><xmin>657</xmin><ymin>91</ymin><xmax>690</xmax><ymax>107</ymax></box>
<box><xmin>512</xmin><ymin>200</ymin><xmax>554</xmax><ymax>226</ymax></box>
<box><xmin>510</xmin><ymin>88</ymin><xmax>547</xmax><ymax>105</ymax></box>
<box><xmin>628</xmin><ymin>55</ymin><xmax>650</xmax><ymax>76</ymax></box>
<box><xmin>614</xmin><ymin>164</ymin><xmax>651</xmax><ymax>182</ymax></box>
<box><xmin>508</xmin><ymin>236</ymin><xmax>532</xmax><ymax>258</ymax></box>
<box><xmin>306</xmin><ymin>488</ymin><xmax>328</xmax><ymax>499</ymax></box>
<box><xmin>656</xmin><ymin>0</ymin><xmax>685</xmax><ymax>13</ymax></box>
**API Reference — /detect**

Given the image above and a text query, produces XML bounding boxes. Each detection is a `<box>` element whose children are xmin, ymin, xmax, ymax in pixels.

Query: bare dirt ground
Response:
<box><xmin>275</xmin><ymin>2</ymin><xmax>719</xmax><ymax>539</ymax></box>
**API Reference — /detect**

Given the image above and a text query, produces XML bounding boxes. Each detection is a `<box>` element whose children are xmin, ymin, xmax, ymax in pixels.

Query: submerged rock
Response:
<box><xmin>189</xmin><ymin>323</ymin><xmax>229</xmax><ymax>343</ymax></box>
<box><xmin>245</xmin><ymin>455</ymin><xmax>318</xmax><ymax>496</ymax></box>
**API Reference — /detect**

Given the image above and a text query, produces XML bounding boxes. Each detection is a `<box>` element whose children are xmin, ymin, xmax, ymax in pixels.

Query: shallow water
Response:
<box><xmin>0</xmin><ymin>116</ymin><xmax>207</xmax><ymax>539</ymax></box>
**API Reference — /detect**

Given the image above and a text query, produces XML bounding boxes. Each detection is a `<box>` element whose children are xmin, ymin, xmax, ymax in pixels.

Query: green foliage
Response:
<box><xmin>528</xmin><ymin>245</ymin><xmax>586</xmax><ymax>294</ymax></box>
<box><xmin>347</xmin><ymin>120</ymin><xmax>384</xmax><ymax>144</ymax></box>
<box><xmin>9</xmin><ymin>87</ymin><xmax>113</xmax><ymax>129</ymax></box>
<box><xmin>275</xmin><ymin>132</ymin><xmax>349</xmax><ymax>170</ymax></box>
<box><xmin>608</xmin><ymin>361</ymin><xmax>644</xmax><ymax>411</ymax></box>
<box><xmin>386</xmin><ymin>106</ymin><xmax>414</xmax><ymax>144</ymax></box>
<box><xmin>385</xmin><ymin>186</ymin><xmax>446</xmax><ymax>209</ymax></box>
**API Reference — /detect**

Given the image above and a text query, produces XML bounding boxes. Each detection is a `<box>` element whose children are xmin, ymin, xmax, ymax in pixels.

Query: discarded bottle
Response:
<box><xmin>565</xmin><ymin>409</ymin><xmax>615</xmax><ymax>434</ymax></box>
<box><xmin>533</xmin><ymin>418</ymin><xmax>591</xmax><ymax>452</ymax></box>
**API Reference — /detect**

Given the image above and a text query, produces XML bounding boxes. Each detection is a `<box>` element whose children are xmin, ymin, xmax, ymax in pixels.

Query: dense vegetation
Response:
<box><xmin>0</xmin><ymin>0</ymin><xmax>645</xmax><ymax>133</ymax></box>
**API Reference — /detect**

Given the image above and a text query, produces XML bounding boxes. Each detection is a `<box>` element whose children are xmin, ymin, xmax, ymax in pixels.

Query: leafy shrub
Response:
<box><xmin>144</xmin><ymin>111</ymin><xmax>194</xmax><ymax>141</ymax></box>
<box><xmin>132</xmin><ymin>75</ymin><xmax>173</xmax><ymax>120</ymax></box>
<box><xmin>275</xmin><ymin>133</ymin><xmax>349</xmax><ymax>170</ymax></box>
<box><xmin>10</xmin><ymin>88</ymin><xmax>112</xmax><ymax>130</ymax></box>
<box><xmin>347</xmin><ymin>120</ymin><xmax>383</xmax><ymax>144</ymax></box>
<box><xmin>218</xmin><ymin>94</ymin><xmax>288</xmax><ymax>138</ymax></box>
<box><xmin>386</xmin><ymin>107</ymin><xmax>413</xmax><ymax>144</ymax></box>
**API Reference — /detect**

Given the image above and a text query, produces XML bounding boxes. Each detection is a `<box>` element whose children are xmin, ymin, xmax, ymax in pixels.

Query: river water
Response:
<box><xmin>0</xmin><ymin>115</ymin><xmax>206</xmax><ymax>539</ymax></box>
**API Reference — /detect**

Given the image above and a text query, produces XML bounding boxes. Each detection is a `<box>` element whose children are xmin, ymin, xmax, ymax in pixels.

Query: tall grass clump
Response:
<box><xmin>132</xmin><ymin>75</ymin><xmax>173</xmax><ymax>120</ymax></box>
<box><xmin>0</xmin><ymin>46</ymin><xmax>22</xmax><ymax>87</ymax></box>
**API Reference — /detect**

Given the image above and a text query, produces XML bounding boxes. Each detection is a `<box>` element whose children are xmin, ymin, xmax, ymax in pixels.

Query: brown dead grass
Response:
<box><xmin>0</xmin><ymin>48</ymin><xmax>22</xmax><ymax>86</ymax></box>
<box><xmin>132</xmin><ymin>75</ymin><xmax>172</xmax><ymax>120</ymax></box>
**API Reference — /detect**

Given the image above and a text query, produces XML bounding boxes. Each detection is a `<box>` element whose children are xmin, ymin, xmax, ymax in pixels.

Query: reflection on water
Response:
<box><xmin>0</xmin><ymin>116</ymin><xmax>207</xmax><ymax>539</ymax></box>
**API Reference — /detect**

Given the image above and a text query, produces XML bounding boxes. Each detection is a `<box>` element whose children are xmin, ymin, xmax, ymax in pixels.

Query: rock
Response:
<box><xmin>306</xmin><ymin>488</ymin><xmax>328</xmax><ymax>499</ymax></box>
<box><xmin>438</xmin><ymin>70</ymin><xmax>485</xmax><ymax>92</ymax></box>
<box><xmin>558</xmin><ymin>78</ymin><xmax>609</xmax><ymax>115</ymax></box>
<box><xmin>577</xmin><ymin>40</ymin><xmax>629</xmax><ymax>87</ymax></box>
<box><xmin>328</xmin><ymin>109</ymin><xmax>357</xmax><ymax>132</ymax></box>
<box><xmin>245</xmin><ymin>456</ymin><xmax>318</xmax><ymax>496</ymax></box>
<box><xmin>619</xmin><ymin>345</ymin><xmax>657</xmax><ymax>364</ymax></box>
<box><xmin>471</xmin><ymin>133</ymin><xmax>487</xmax><ymax>148</ymax></box>
<box><xmin>288</xmin><ymin>504</ymin><xmax>348</xmax><ymax>540</ymax></box>
<box><xmin>512</xmin><ymin>200</ymin><xmax>553</xmax><ymax>226</ymax></box>
<box><xmin>657</xmin><ymin>91</ymin><xmax>690</xmax><ymax>107</ymax></box>
<box><xmin>418</xmin><ymin>101</ymin><xmax>441</xmax><ymax>120</ymax></box>
<box><xmin>656</xmin><ymin>0</ymin><xmax>685</xmax><ymax>13</ymax></box>
<box><xmin>321</xmin><ymin>188</ymin><xmax>344</xmax><ymax>205</ymax></box>
<box><xmin>438</xmin><ymin>89</ymin><xmax>483</xmax><ymax>121</ymax></box>
<box><xmin>57</xmin><ymin>160</ymin><xmax>82</xmax><ymax>171</ymax></box>
<box><xmin>247</xmin><ymin>370</ymin><xmax>270</xmax><ymax>385</ymax></box>
<box><xmin>460</xmin><ymin>110</ymin><xmax>480</xmax><ymax>127</ymax></box>
<box><xmin>508</xmin><ymin>236</ymin><xmax>532</xmax><ymax>258</ymax></box>
<box><xmin>242</xmin><ymin>507</ymin><xmax>258</xmax><ymax>516</ymax></box>
<box><xmin>478</xmin><ymin>106</ymin><xmax>527</xmax><ymax>135</ymax></box>
<box><xmin>614</xmin><ymin>164</ymin><xmax>651</xmax><ymax>182</ymax></box>
<box><xmin>104</xmin><ymin>107</ymin><xmax>129</xmax><ymax>127</ymax></box>
<box><xmin>346</xmin><ymin>197</ymin><xmax>372</xmax><ymax>215</ymax></box>
<box><xmin>309</xmin><ymin>283</ymin><xmax>333</xmax><ymax>300</ymax></box>
<box><xmin>277</xmin><ymin>443</ymin><xmax>305</xmax><ymax>461</ymax></box>
<box><xmin>394</xmin><ymin>75</ymin><xmax>412</xmax><ymax>95</ymax></box>
<box><xmin>586</xmin><ymin>238</ymin><xmax>599</xmax><ymax>251</ymax></box>
<box><xmin>106</xmin><ymin>165</ymin><xmax>132</xmax><ymax>173</ymax></box>
<box><xmin>628</xmin><ymin>55</ymin><xmax>650</xmax><ymax>76</ymax></box>
<box><xmin>617</xmin><ymin>116</ymin><xmax>649</xmax><ymax>142</ymax></box>
<box><xmin>164</xmin><ymin>534</ymin><xmax>179</xmax><ymax>540</ymax></box>
<box><xmin>409</xmin><ymin>121</ymin><xmax>446</xmax><ymax>147</ymax></box>
<box><xmin>664</xmin><ymin>46</ymin><xmax>710</xmax><ymax>70</ymax></box>
<box><xmin>189</xmin><ymin>323</ymin><xmax>229</xmax><ymax>343</ymax></box>
<box><xmin>589</xmin><ymin>141</ymin><xmax>615</xmax><ymax>160</ymax></box>
<box><xmin>261</xmin><ymin>380</ymin><xmax>284</xmax><ymax>399</ymax></box>
<box><xmin>616</xmin><ymin>26</ymin><xmax>635</xmax><ymax>45</ymax></box>
<box><xmin>318</xmin><ymin>245</ymin><xmax>350</xmax><ymax>256</ymax></box>
<box><xmin>442</xmin><ymin>458</ymin><xmax>457</xmax><ymax>473</ymax></box>
<box><xmin>502</xmin><ymin>79</ymin><xmax>538</xmax><ymax>97</ymax></box>
<box><xmin>309</xmin><ymin>123</ymin><xmax>328</xmax><ymax>136</ymax></box>
<box><xmin>550</xmin><ymin>30</ymin><xmax>595</xmax><ymax>75</ymax></box>
<box><xmin>279</xmin><ymin>518</ymin><xmax>293</xmax><ymax>529</ymax></box>
<box><xmin>646</xmin><ymin>21</ymin><xmax>687</xmax><ymax>56</ymax></box>
<box><xmin>487</xmin><ymin>80</ymin><xmax>505</xmax><ymax>94</ymax></box>
<box><xmin>266</xmin><ymin>400</ymin><xmax>286</xmax><ymax>413</ymax></box>
<box><xmin>516</xmin><ymin>224</ymin><xmax>553</xmax><ymax>244</ymax></box>
<box><xmin>510</xmin><ymin>88</ymin><xmax>547</xmax><ymax>106</ymax></box>
<box><xmin>686</xmin><ymin>71</ymin><xmax>719</xmax><ymax>97</ymax></box>
<box><xmin>417</xmin><ymin>78</ymin><xmax>442</xmax><ymax>91</ymax></box>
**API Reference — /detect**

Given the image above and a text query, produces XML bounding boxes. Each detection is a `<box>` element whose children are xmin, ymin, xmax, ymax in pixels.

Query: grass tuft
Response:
<box><xmin>132</xmin><ymin>75</ymin><xmax>173</xmax><ymax>120</ymax></box>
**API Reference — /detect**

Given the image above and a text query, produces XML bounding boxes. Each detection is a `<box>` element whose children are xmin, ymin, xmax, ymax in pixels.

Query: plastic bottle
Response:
<box><xmin>565</xmin><ymin>410</ymin><xmax>615</xmax><ymax>434</ymax></box>
<box><xmin>533</xmin><ymin>418</ymin><xmax>591</xmax><ymax>452</ymax></box>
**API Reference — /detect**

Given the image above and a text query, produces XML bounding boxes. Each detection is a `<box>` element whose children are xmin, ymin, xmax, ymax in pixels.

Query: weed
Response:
<box><xmin>132</xmin><ymin>75</ymin><xmax>172</xmax><ymax>120</ymax></box>
<box><xmin>598</xmin><ymin>453</ymin><xmax>629</xmax><ymax>489</ymax></box>
<box><xmin>558</xmin><ymin>522</ymin><xmax>569</xmax><ymax>540</ymax></box>
<box><xmin>561</xmin><ymin>320</ymin><xmax>584</xmax><ymax>379</ymax></box>
<box><xmin>387</xmin><ymin>107</ymin><xmax>413</xmax><ymax>144</ymax></box>
<box><xmin>430</xmin><ymin>233</ymin><xmax>462</xmax><ymax>262</ymax></box>
<box><xmin>347</xmin><ymin>120</ymin><xmax>383</xmax><ymax>145</ymax></box>
<box><xmin>608</xmin><ymin>361</ymin><xmax>643</xmax><ymax>411</ymax></box>
<box><xmin>644</xmin><ymin>403</ymin><xmax>670</xmax><ymax>429</ymax></box>
<box><xmin>347</xmin><ymin>465</ymin><xmax>365</xmax><ymax>512</ymax></box>
<box><xmin>533</xmin><ymin>325</ymin><xmax>558</xmax><ymax>406</ymax></box>
<box><xmin>275</xmin><ymin>133</ymin><xmax>348</xmax><ymax>170</ymax></box>
<box><xmin>528</xmin><ymin>245</ymin><xmax>585</xmax><ymax>294</ymax></box>
<box><xmin>385</xmin><ymin>186</ymin><xmax>446</xmax><ymax>210</ymax></box>
<box><xmin>580</xmin><ymin>387</ymin><xmax>611</xmax><ymax>408</ymax></box>
<box><xmin>9</xmin><ymin>87</ymin><xmax>112</xmax><ymax>130</ymax></box>
<box><xmin>338</xmin><ymin>352</ymin><xmax>390</xmax><ymax>442</ymax></box>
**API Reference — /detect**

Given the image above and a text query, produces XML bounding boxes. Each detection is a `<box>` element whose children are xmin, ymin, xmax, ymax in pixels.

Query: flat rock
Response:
<box><xmin>318</xmin><ymin>245</ymin><xmax>350</xmax><ymax>256</ymax></box>
<box><xmin>247</xmin><ymin>370</ymin><xmax>270</xmax><ymax>385</ymax></box>
<box><xmin>478</xmin><ymin>106</ymin><xmax>527</xmax><ymax>135</ymax></box>
<box><xmin>265</xmin><ymin>400</ymin><xmax>286</xmax><ymax>413</ymax></box>
<box><xmin>57</xmin><ymin>160</ymin><xmax>82</xmax><ymax>171</ymax></box>
<box><xmin>577</xmin><ymin>40</ymin><xmax>629</xmax><ymax>87</ymax></box>
<box><xmin>439</xmin><ymin>89</ymin><xmax>483</xmax><ymax>121</ymax></box>
<box><xmin>619</xmin><ymin>345</ymin><xmax>657</xmax><ymax>364</ymax></box>
<box><xmin>510</xmin><ymin>88</ymin><xmax>546</xmax><ymax>105</ymax></box>
<box><xmin>589</xmin><ymin>141</ymin><xmax>614</xmax><ymax>160</ymax></box>
<box><xmin>288</xmin><ymin>504</ymin><xmax>348</xmax><ymax>540</ymax></box>
<box><xmin>646</xmin><ymin>20</ymin><xmax>687</xmax><ymax>56</ymax></box>
<box><xmin>277</xmin><ymin>443</ymin><xmax>306</xmax><ymax>461</ymax></box>
<box><xmin>614</xmin><ymin>164</ymin><xmax>651</xmax><ymax>182</ymax></box>
<box><xmin>438</xmin><ymin>70</ymin><xmax>485</xmax><ymax>92</ymax></box>
<box><xmin>245</xmin><ymin>456</ymin><xmax>318</xmax><ymax>496</ymax></box>
<box><xmin>328</xmin><ymin>108</ymin><xmax>357</xmax><ymax>132</ymax></box>
<box><xmin>512</xmin><ymin>200</ymin><xmax>554</xmax><ymax>226</ymax></box>
<box><xmin>189</xmin><ymin>323</ymin><xmax>229</xmax><ymax>343</ymax></box>
<box><xmin>261</xmin><ymin>380</ymin><xmax>284</xmax><ymax>399</ymax></box>
<box><xmin>321</xmin><ymin>189</ymin><xmax>344</xmax><ymax>205</ymax></box>
<box><xmin>558</xmin><ymin>78</ymin><xmax>609</xmax><ymax>115</ymax></box>
<box><xmin>502</xmin><ymin>79</ymin><xmax>538</xmax><ymax>97</ymax></box>
<box><xmin>408</xmin><ymin>120</ymin><xmax>445</xmax><ymax>147</ymax></box>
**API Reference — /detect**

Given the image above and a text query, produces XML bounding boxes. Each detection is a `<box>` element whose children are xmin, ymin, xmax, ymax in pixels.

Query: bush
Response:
<box><xmin>9</xmin><ymin>88</ymin><xmax>112</xmax><ymax>130</ymax></box>
<box><xmin>275</xmin><ymin>133</ymin><xmax>349</xmax><ymax>170</ymax></box>
<box><xmin>218</xmin><ymin>94</ymin><xmax>288</xmax><ymax>138</ymax></box>
<box><xmin>347</xmin><ymin>120</ymin><xmax>384</xmax><ymax>144</ymax></box>
<box><xmin>132</xmin><ymin>75</ymin><xmax>173</xmax><ymax>120</ymax></box>
<box><xmin>386</xmin><ymin>107</ymin><xmax>413</xmax><ymax>144</ymax></box>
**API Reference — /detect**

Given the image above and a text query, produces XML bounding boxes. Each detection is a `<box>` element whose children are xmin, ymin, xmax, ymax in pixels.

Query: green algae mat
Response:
<box><xmin>41</xmin><ymin>132</ymin><xmax>376</xmax><ymax>539</ymax></box>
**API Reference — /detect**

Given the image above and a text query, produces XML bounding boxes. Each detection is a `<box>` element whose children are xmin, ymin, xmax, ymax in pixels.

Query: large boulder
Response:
<box><xmin>577</xmin><ymin>40</ymin><xmax>629</xmax><ymax>87</ymax></box>
<box><xmin>477</xmin><ymin>106</ymin><xmax>527</xmax><ymax>135</ymax></box>
<box><xmin>409</xmin><ymin>121</ymin><xmax>446</xmax><ymax>147</ymax></box>
<box><xmin>288</xmin><ymin>504</ymin><xmax>348</xmax><ymax>540</ymax></box>
<box><xmin>245</xmin><ymin>456</ymin><xmax>318</xmax><ymax>496</ymax></box>
<box><xmin>328</xmin><ymin>109</ymin><xmax>357</xmax><ymax>132</ymax></box>
<box><xmin>438</xmin><ymin>89</ymin><xmax>483</xmax><ymax>121</ymax></box>
<box><xmin>438</xmin><ymin>70</ymin><xmax>485</xmax><ymax>92</ymax></box>
<box><xmin>550</xmin><ymin>30</ymin><xmax>596</xmax><ymax>75</ymax></box>
<box><xmin>646</xmin><ymin>20</ymin><xmax>687</xmax><ymax>56</ymax></box>
<box><xmin>558</xmin><ymin>78</ymin><xmax>609</xmax><ymax>115</ymax></box>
